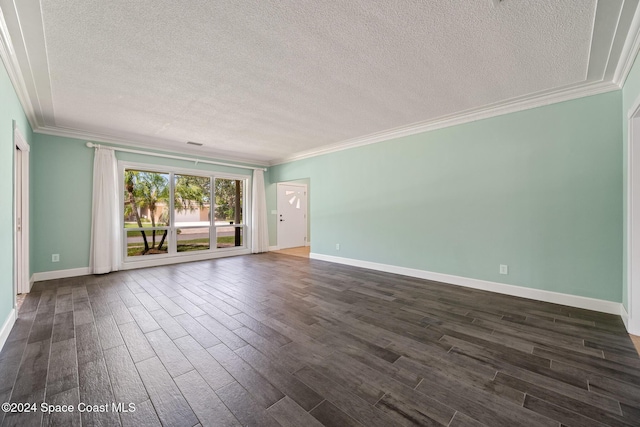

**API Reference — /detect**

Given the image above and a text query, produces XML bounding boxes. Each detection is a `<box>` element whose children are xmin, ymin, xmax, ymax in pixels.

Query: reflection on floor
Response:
<box><xmin>16</xmin><ymin>293</ymin><xmax>25</xmax><ymax>312</ymax></box>
<box><xmin>271</xmin><ymin>246</ymin><xmax>310</xmax><ymax>258</ymax></box>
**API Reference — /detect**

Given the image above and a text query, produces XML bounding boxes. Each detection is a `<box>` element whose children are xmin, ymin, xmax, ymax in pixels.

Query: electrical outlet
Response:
<box><xmin>499</xmin><ymin>264</ymin><xmax>508</xmax><ymax>275</ymax></box>
<box><xmin>52</xmin><ymin>254</ymin><xmax>60</xmax><ymax>263</ymax></box>
<box><xmin>336</xmin><ymin>243</ymin><xmax>340</xmax><ymax>251</ymax></box>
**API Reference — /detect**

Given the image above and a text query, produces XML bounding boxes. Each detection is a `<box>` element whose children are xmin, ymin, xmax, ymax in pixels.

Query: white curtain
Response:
<box><xmin>90</xmin><ymin>147</ymin><xmax>121</xmax><ymax>274</ymax></box>
<box><xmin>251</xmin><ymin>169</ymin><xmax>270</xmax><ymax>253</ymax></box>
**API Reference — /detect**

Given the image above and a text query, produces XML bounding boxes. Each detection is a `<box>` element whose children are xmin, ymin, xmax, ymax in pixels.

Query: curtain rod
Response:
<box><xmin>85</xmin><ymin>142</ymin><xmax>267</xmax><ymax>172</ymax></box>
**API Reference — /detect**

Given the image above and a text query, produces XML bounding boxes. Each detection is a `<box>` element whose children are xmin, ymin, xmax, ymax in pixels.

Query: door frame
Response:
<box><xmin>276</xmin><ymin>182</ymin><xmax>308</xmax><ymax>250</ymax></box>
<box><xmin>13</xmin><ymin>122</ymin><xmax>30</xmax><ymax>297</ymax></box>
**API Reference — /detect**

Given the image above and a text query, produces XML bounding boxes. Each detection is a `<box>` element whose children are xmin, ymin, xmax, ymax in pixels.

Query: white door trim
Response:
<box><xmin>276</xmin><ymin>182</ymin><xmax>308</xmax><ymax>249</ymax></box>
<box><xmin>627</xmin><ymin>95</ymin><xmax>640</xmax><ymax>335</ymax></box>
<box><xmin>13</xmin><ymin>122</ymin><xmax>30</xmax><ymax>295</ymax></box>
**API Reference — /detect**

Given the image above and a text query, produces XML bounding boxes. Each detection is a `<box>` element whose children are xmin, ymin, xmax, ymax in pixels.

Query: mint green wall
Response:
<box><xmin>31</xmin><ymin>135</ymin><xmax>93</xmax><ymax>272</ymax></box>
<box><xmin>0</xmin><ymin>60</ymin><xmax>33</xmax><ymax>326</ymax></box>
<box><xmin>30</xmin><ymin>134</ymin><xmax>255</xmax><ymax>274</ymax></box>
<box><xmin>270</xmin><ymin>91</ymin><xmax>623</xmax><ymax>302</ymax></box>
<box><xmin>622</xmin><ymin>50</ymin><xmax>640</xmax><ymax>310</ymax></box>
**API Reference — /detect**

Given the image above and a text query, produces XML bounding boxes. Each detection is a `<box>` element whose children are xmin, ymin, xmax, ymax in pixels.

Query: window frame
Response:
<box><xmin>118</xmin><ymin>160</ymin><xmax>251</xmax><ymax>267</ymax></box>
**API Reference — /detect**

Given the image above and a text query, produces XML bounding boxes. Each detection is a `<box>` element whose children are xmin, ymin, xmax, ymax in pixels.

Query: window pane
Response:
<box><xmin>217</xmin><ymin>226</ymin><xmax>243</xmax><ymax>248</ymax></box>
<box><xmin>214</xmin><ymin>178</ymin><xmax>243</xmax><ymax>225</ymax></box>
<box><xmin>123</xmin><ymin>170</ymin><xmax>170</xmax><ymax>227</ymax></box>
<box><xmin>126</xmin><ymin>230</ymin><xmax>169</xmax><ymax>256</ymax></box>
<box><xmin>174</xmin><ymin>174</ymin><xmax>211</xmax><ymax>228</ymax></box>
<box><xmin>177</xmin><ymin>228</ymin><xmax>210</xmax><ymax>252</ymax></box>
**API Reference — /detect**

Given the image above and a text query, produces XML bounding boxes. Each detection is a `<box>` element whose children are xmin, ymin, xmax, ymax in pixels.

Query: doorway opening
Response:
<box><xmin>13</xmin><ymin>123</ymin><xmax>30</xmax><ymax>311</ymax></box>
<box><xmin>628</xmin><ymin>98</ymin><xmax>640</xmax><ymax>336</ymax></box>
<box><xmin>276</xmin><ymin>182</ymin><xmax>308</xmax><ymax>254</ymax></box>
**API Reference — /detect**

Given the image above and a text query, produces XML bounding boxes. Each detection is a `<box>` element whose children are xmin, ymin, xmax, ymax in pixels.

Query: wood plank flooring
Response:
<box><xmin>0</xmin><ymin>253</ymin><xmax>638</xmax><ymax>426</ymax></box>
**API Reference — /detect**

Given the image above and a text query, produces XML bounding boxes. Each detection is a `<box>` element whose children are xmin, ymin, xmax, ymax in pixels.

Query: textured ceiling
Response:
<box><xmin>2</xmin><ymin>0</ymin><xmax>638</xmax><ymax>163</ymax></box>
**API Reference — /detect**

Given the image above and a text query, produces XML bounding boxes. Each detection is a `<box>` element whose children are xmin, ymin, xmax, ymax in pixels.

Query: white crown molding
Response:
<box><xmin>35</xmin><ymin>125</ymin><xmax>270</xmax><ymax>167</ymax></box>
<box><xmin>310</xmin><ymin>253</ymin><xmax>625</xmax><ymax>317</ymax></box>
<box><xmin>0</xmin><ymin>7</ymin><xmax>37</xmax><ymax>129</ymax></box>
<box><xmin>614</xmin><ymin>1</ymin><xmax>640</xmax><ymax>87</ymax></box>
<box><xmin>0</xmin><ymin>308</ymin><xmax>16</xmax><ymax>353</ymax></box>
<box><xmin>2</xmin><ymin>1</ymin><xmax>639</xmax><ymax>168</ymax></box>
<box><xmin>33</xmin><ymin>79</ymin><xmax>619</xmax><ymax>169</ymax></box>
<box><xmin>271</xmin><ymin>80</ymin><xmax>620</xmax><ymax>166</ymax></box>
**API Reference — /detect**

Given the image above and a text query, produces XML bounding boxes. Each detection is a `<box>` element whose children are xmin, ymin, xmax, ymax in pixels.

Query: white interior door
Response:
<box><xmin>277</xmin><ymin>183</ymin><xmax>307</xmax><ymax>249</ymax></box>
<box><xmin>14</xmin><ymin>147</ymin><xmax>22</xmax><ymax>303</ymax></box>
<box><xmin>14</xmin><ymin>124</ymin><xmax>30</xmax><ymax>295</ymax></box>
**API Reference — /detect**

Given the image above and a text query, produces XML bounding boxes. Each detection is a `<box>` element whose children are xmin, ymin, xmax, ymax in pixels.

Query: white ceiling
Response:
<box><xmin>1</xmin><ymin>0</ymin><xmax>639</xmax><ymax>165</ymax></box>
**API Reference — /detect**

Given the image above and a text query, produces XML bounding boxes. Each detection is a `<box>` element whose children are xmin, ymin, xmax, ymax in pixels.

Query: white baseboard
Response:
<box><xmin>310</xmin><ymin>253</ymin><xmax>623</xmax><ymax>316</ymax></box>
<box><xmin>621</xmin><ymin>304</ymin><xmax>630</xmax><ymax>330</ymax></box>
<box><xmin>623</xmin><ymin>305</ymin><xmax>640</xmax><ymax>336</ymax></box>
<box><xmin>0</xmin><ymin>308</ymin><xmax>16</xmax><ymax>353</ymax></box>
<box><xmin>29</xmin><ymin>275</ymin><xmax>34</xmax><ymax>290</ymax></box>
<box><xmin>31</xmin><ymin>267</ymin><xmax>92</xmax><ymax>282</ymax></box>
<box><xmin>31</xmin><ymin>249</ymin><xmax>253</xmax><ymax>279</ymax></box>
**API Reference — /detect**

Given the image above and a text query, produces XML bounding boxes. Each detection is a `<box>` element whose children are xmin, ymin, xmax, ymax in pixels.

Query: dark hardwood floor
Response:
<box><xmin>0</xmin><ymin>253</ymin><xmax>639</xmax><ymax>426</ymax></box>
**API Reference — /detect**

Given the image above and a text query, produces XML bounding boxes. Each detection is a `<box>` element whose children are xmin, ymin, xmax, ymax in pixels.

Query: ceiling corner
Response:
<box><xmin>0</xmin><ymin>4</ymin><xmax>39</xmax><ymax>130</ymax></box>
<box><xmin>613</xmin><ymin>0</ymin><xmax>640</xmax><ymax>87</ymax></box>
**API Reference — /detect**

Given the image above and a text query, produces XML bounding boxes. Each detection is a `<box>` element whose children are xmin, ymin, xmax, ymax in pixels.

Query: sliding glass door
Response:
<box><xmin>175</xmin><ymin>173</ymin><xmax>211</xmax><ymax>252</ymax></box>
<box><xmin>214</xmin><ymin>178</ymin><xmax>244</xmax><ymax>248</ymax></box>
<box><xmin>124</xmin><ymin>170</ymin><xmax>171</xmax><ymax>257</ymax></box>
<box><xmin>121</xmin><ymin>164</ymin><xmax>249</xmax><ymax>262</ymax></box>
